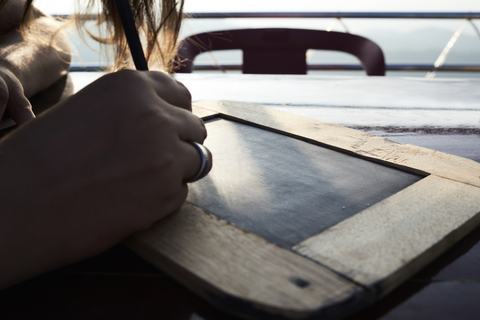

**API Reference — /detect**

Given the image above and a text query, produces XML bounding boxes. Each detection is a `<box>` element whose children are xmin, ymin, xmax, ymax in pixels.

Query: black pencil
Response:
<box><xmin>114</xmin><ymin>0</ymin><xmax>149</xmax><ymax>71</ymax></box>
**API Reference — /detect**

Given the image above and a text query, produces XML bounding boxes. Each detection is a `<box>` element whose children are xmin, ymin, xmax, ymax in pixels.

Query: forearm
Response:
<box><xmin>0</xmin><ymin>12</ymin><xmax>72</xmax><ymax>98</ymax></box>
<box><xmin>0</xmin><ymin>122</ymin><xmax>92</xmax><ymax>289</ymax></box>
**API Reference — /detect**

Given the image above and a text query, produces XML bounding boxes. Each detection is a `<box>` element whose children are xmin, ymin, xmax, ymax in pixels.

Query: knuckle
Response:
<box><xmin>149</xmin><ymin>70</ymin><xmax>172</xmax><ymax>84</ymax></box>
<box><xmin>145</xmin><ymin>72</ymin><xmax>192</xmax><ymax>110</ymax></box>
<box><xmin>173</xmin><ymin>88</ymin><xmax>192</xmax><ymax>111</ymax></box>
<box><xmin>176</xmin><ymin>80</ymin><xmax>192</xmax><ymax>102</ymax></box>
<box><xmin>115</xmin><ymin>69</ymin><xmax>138</xmax><ymax>78</ymax></box>
<box><xmin>105</xmin><ymin>69</ymin><xmax>144</xmax><ymax>87</ymax></box>
<box><xmin>198</xmin><ymin>118</ymin><xmax>207</xmax><ymax>140</ymax></box>
<box><xmin>201</xmin><ymin>127</ymin><xmax>207</xmax><ymax>141</ymax></box>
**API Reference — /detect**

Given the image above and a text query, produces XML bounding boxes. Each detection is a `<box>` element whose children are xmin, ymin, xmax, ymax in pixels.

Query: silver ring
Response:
<box><xmin>186</xmin><ymin>141</ymin><xmax>212</xmax><ymax>183</ymax></box>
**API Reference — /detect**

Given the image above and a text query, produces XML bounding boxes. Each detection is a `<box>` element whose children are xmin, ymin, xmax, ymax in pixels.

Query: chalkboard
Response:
<box><xmin>126</xmin><ymin>101</ymin><xmax>480</xmax><ymax>320</ymax></box>
<box><xmin>187</xmin><ymin>118</ymin><xmax>421</xmax><ymax>248</ymax></box>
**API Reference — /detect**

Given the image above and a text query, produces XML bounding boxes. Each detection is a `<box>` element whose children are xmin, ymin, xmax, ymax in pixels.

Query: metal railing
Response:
<box><xmin>183</xmin><ymin>12</ymin><xmax>480</xmax><ymax>77</ymax></box>
<box><xmin>184</xmin><ymin>12</ymin><xmax>480</xmax><ymax>19</ymax></box>
<box><xmin>181</xmin><ymin>64</ymin><xmax>480</xmax><ymax>73</ymax></box>
<box><xmin>64</xmin><ymin>12</ymin><xmax>480</xmax><ymax>76</ymax></box>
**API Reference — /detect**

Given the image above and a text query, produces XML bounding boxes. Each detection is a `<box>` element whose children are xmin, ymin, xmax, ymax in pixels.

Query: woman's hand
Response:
<box><xmin>0</xmin><ymin>3</ymin><xmax>71</xmax><ymax>124</ymax></box>
<box><xmin>0</xmin><ymin>67</ymin><xmax>35</xmax><ymax>125</ymax></box>
<box><xmin>0</xmin><ymin>70</ymin><xmax>210</xmax><ymax>289</ymax></box>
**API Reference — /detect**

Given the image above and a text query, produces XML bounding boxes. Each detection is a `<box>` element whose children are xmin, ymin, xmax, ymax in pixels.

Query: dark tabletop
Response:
<box><xmin>1</xmin><ymin>73</ymin><xmax>479</xmax><ymax>320</ymax></box>
<box><xmin>1</xmin><ymin>225</ymin><xmax>480</xmax><ymax>320</ymax></box>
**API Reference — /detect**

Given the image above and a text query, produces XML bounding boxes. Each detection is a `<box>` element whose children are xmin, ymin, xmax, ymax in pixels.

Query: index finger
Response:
<box><xmin>165</xmin><ymin>103</ymin><xmax>207</xmax><ymax>143</ymax></box>
<box><xmin>144</xmin><ymin>71</ymin><xmax>192</xmax><ymax>111</ymax></box>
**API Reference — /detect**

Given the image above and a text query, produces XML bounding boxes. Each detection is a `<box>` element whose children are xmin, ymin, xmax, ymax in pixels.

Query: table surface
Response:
<box><xmin>1</xmin><ymin>73</ymin><xmax>479</xmax><ymax>320</ymax></box>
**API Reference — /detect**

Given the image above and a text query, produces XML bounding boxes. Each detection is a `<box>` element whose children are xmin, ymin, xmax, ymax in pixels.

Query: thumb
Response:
<box><xmin>7</xmin><ymin>82</ymin><xmax>36</xmax><ymax>126</ymax></box>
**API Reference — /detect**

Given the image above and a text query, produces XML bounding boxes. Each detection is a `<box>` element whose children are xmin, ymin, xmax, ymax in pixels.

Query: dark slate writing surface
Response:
<box><xmin>187</xmin><ymin>119</ymin><xmax>422</xmax><ymax>248</ymax></box>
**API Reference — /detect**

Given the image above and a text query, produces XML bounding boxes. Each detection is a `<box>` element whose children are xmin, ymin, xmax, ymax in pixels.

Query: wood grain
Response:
<box><xmin>125</xmin><ymin>203</ymin><xmax>370</xmax><ymax>320</ymax></box>
<box><xmin>192</xmin><ymin>105</ymin><xmax>218</xmax><ymax>119</ymax></box>
<box><xmin>294</xmin><ymin>175</ymin><xmax>480</xmax><ymax>297</ymax></box>
<box><xmin>124</xmin><ymin>100</ymin><xmax>480</xmax><ymax>319</ymax></box>
<box><xmin>192</xmin><ymin>100</ymin><xmax>480</xmax><ymax>187</ymax></box>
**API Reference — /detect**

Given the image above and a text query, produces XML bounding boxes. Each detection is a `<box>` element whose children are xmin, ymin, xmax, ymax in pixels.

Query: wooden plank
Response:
<box><xmin>124</xmin><ymin>100</ymin><xmax>480</xmax><ymax>319</ymax></box>
<box><xmin>294</xmin><ymin>175</ymin><xmax>480</xmax><ymax>297</ymax></box>
<box><xmin>125</xmin><ymin>203</ymin><xmax>370</xmax><ymax>320</ymax></box>
<box><xmin>193</xmin><ymin>100</ymin><xmax>480</xmax><ymax>187</ymax></box>
<box><xmin>192</xmin><ymin>105</ymin><xmax>218</xmax><ymax>119</ymax></box>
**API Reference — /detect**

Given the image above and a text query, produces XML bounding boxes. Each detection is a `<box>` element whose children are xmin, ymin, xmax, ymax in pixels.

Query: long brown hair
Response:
<box><xmin>0</xmin><ymin>0</ymin><xmax>184</xmax><ymax>72</ymax></box>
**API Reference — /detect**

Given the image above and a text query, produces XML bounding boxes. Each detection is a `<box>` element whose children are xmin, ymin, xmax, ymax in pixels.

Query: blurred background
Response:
<box><xmin>34</xmin><ymin>0</ymin><xmax>480</xmax><ymax>78</ymax></box>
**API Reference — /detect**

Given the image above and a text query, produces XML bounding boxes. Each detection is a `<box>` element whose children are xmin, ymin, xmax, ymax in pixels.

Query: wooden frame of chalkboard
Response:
<box><xmin>125</xmin><ymin>100</ymin><xmax>480</xmax><ymax>320</ymax></box>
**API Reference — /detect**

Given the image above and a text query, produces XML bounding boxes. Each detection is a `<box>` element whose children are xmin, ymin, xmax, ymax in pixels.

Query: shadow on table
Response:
<box><xmin>352</xmin><ymin>224</ymin><xmax>480</xmax><ymax>320</ymax></box>
<box><xmin>1</xmin><ymin>224</ymin><xmax>479</xmax><ymax>320</ymax></box>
